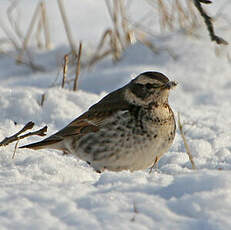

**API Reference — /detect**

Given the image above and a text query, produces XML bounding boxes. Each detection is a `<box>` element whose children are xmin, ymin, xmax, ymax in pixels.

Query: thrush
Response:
<box><xmin>20</xmin><ymin>71</ymin><xmax>177</xmax><ymax>172</ymax></box>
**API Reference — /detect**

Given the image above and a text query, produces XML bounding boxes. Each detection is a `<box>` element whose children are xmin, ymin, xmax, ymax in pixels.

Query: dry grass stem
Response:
<box><xmin>12</xmin><ymin>140</ymin><xmax>19</xmax><ymax>159</ymax></box>
<box><xmin>130</xmin><ymin>201</ymin><xmax>138</xmax><ymax>222</ymax></box>
<box><xmin>57</xmin><ymin>0</ymin><xmax>76</xmax><ymax>52</ymax></box>
<box><xmin>112</xmin><ymin>0</ymin><xmax>124</xmax><ymax>50</ymax></box>
<box><xmin>0</xmin><ymin>22</ymin><xmax>20</xmax><ymax>50</ymax></box>
<box><xmin>146</xmin><ymin>0</ymin><xmax>201</xmax><ymax>33</ymax></box>
<box><xmin>39</xmin><ymin>93</ymin><xmax>46</xmax><ymax>107</ymax></box>
<box><xmin>178</xmin><ymin>112</ymin><xmax>196</xmax><ymax>170</ymax></box>
<box><xmin>97</xmin><ymin>30</ymin><xmax>113</xmax><ymax>53</ymax></box>
<box><xmin>89</xmin><ymin>49</ymin><xmax>112</xmax><ymax>67</ymax></box>
<box><xmin>40</xmin><ymin>1</ymin><xmax>52</xmax><ymax>50</ymax></box>
<box><xmin>104</xmin><ymin>0</ymin><xmax>113</xmax><ymax>19</ymax></box>
<box><xmin>73</xmin><ymin>42</ymin><xmax>82</xmax><ymax>91</ymax></box>
<box><xmin>0</xmin><ymin>2</ymin><xmax>44</xmax><ymax>71</ymax></box>
<box><xmin>17</xmin><ymin>3</ymin><xmax>41</xmax><ymax>62</ymax></box>
<box><xmin>118</xmin><ymin>0</ymin><xmax>135</xmax><ymax>45</ymax></box>
<box><xmin>157</xmin><ymin>0</ymin><xmax>173</xmax><ymax>31</ymax></box>
<box><xmin>36</xmin><ymin>16</ymin><xmax>43</xmax><ymax>49</ymax></box>
<box><xmin>17</xmin><ymin>56</ymin><xmax>45</xmax><ymax>72</ymax></box>
<box><xmin>105</xmin><ymin>0</ymin><xmax>122</xmax><ymax>59</ymax></box>
<box><xmin>89</xmin><ymin>0</ymin><xmax>134</xmax><ymax>66</ymax></box>
<box><xmin>175</xmin><ymin>0</ymin><xmax>189</xmax><ymax>28</ymax></box>
<box><xmin>0</xmin><ymin>122</ymin><xmax>47</xmax><ymax>147</ymax></box>
<box><xmin>89</xmin><ymin>29</ymin><xmax>113</xmax><ymax>66</ymax></box>
<box><xmin>149</xmin><ymin>156</ymin><xmax>159</xmax><ymax>173</ymax></box>
<box><xmin>62</xmin><ymin>54</ymin><xmax>69</xmax><ymax>88</ymax></box>
<box><xmin>7</xmin><ymin>0</ymin><xmax>23</xmax><ymax>41</ymax></box>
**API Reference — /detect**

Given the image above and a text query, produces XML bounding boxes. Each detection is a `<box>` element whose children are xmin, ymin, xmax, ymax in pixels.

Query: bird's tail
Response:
<box><xmin>19</xmin><ymin>139</ymin><xmax>62</xmax><ymax>150</ymax></box>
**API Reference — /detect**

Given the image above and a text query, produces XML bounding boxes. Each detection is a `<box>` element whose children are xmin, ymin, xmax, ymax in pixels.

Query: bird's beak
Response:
<box><xmin>163</xmin><ymin>81</ymin><xmax>177</xmax><ymax>89</ymax></box>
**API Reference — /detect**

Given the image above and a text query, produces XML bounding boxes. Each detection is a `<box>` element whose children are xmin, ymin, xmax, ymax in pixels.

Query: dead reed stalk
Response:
<box><xmin>36</xmin><ymin>16</ymin><xmax>43</xmax><ymax>49</ymax></box>
<box><xmin>40</xmin><ymin>1</ymin><xmax>52</xmax><ymax>49</ymax></box>
<box><xmin>130</xmin><ymin>201</ymin><xmax>139</xmax><ymax>222</ymax></box>
<box><xmin>7</xmin><ymin>0</ymin><xmax>23</xmax><ymax>41</ymax></box>
<box><xmin>89</xmin><ymin>0</ymin><xmax>134</xmax><ymax>66</ymax></box>
<box><xmin>17</xmin><ymin>3</ymin><xmax>41</xmax><ymax>63</ymax></box>
<box><xmin>177</xmin><ymin>112</ymin><xmax>196</xmax><ymax>170</ymax></box>
<box><xmin>73</xmin><ymin>42</ymin><xmax>82</xmax><ymax>91</ymax></box>
<box><xmin>0</xmin><ymin>22</ymin><xmax>20</xmax><ymax>51</ymax></box>
<box><xmin>57</xmin><ymin>0</ymin><xmax>76</xmax><ymax>53</ymax></box>
<box><xmin>157</xmin><ymin>0</ymin><xmax>173</xmax><ymax>31</ymax></box>
<box><xmin>39</xmin><ymin>93</ymin><xmax>46</xmax><ymax>107</ymax></box>
<box><xmin>62</xmin><ymin>54</ymin><xmax>69</xmax><ymax>88</ymax></box>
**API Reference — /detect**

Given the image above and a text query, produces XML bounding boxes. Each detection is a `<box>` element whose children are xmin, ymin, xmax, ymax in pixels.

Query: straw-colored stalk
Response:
<box><xmin>62</xmin><ymin>54</ymin><xmax>69</xmax><ymax>88</ymax></box>
<box><xmin>73</xmin><ymin>42</ymin><xmax>82</xmax><ymax>91</ymax></box>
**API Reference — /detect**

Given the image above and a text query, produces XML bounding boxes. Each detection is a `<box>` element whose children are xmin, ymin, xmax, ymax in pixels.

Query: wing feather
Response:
<box><xmin>20</xmin><ymin>85</ymin><xmax>131</xmax><ymax>150</ymax></box>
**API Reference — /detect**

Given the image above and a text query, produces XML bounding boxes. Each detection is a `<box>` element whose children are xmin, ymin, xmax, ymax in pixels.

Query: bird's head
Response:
<box><xmin>126</xmin><ymin>71</ymin><xmax>177</xmax><ymax>106</ymax></box>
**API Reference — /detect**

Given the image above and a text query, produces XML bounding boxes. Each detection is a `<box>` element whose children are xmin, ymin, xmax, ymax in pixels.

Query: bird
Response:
<box><xmin>20</xmin><ymin>71</ymin><xmax>177</xmax><ymax>172</ymax></box>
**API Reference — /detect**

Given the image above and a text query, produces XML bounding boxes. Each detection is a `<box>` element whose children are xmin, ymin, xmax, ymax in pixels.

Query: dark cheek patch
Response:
<box><xmin>130</xmin><ymin>84</ymin><xmax>150</xmax><ymax>99</ymax></box>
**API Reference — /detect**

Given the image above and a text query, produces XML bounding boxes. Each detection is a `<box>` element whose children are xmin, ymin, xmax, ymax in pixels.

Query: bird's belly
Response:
<box><xmin>68</xmin><ymin>111</ymin><xmax>175</xmax><ymax>172</ymax></box>
<box><xmin>113</xmin><ymin>130</ymin><xmax>172</xmax><ymax>171</ymax></box>
<box><xmin>76</xmin><ymin>125</ymin><xmax>172</xmax><ymax>172</ymax></box>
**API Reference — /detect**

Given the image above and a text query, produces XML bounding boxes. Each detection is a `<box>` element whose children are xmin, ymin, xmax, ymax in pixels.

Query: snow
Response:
<box><xmin>1</xmin><ymin>0</ymin><xmax>231</xmax><ymax>229</ymax></box>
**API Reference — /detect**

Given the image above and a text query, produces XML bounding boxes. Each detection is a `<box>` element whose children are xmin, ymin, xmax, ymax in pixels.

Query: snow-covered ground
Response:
<box><xmin>1</xmin><ymin>1</ymin><xmax>231</xmax><ymax>229</ymax></box>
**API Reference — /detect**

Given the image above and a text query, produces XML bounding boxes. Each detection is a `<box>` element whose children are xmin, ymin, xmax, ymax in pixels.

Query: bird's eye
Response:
<box><xmin>145</xmin><ymin>83</ymin><xmax>153</xmax><ymax>89</ymax></box>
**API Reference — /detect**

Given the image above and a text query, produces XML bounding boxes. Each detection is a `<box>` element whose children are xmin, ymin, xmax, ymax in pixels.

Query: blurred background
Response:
<box><xmin>0</xmin><ymin>0</ymin><xmax>230</xmax><ymax>91</ymax></box>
